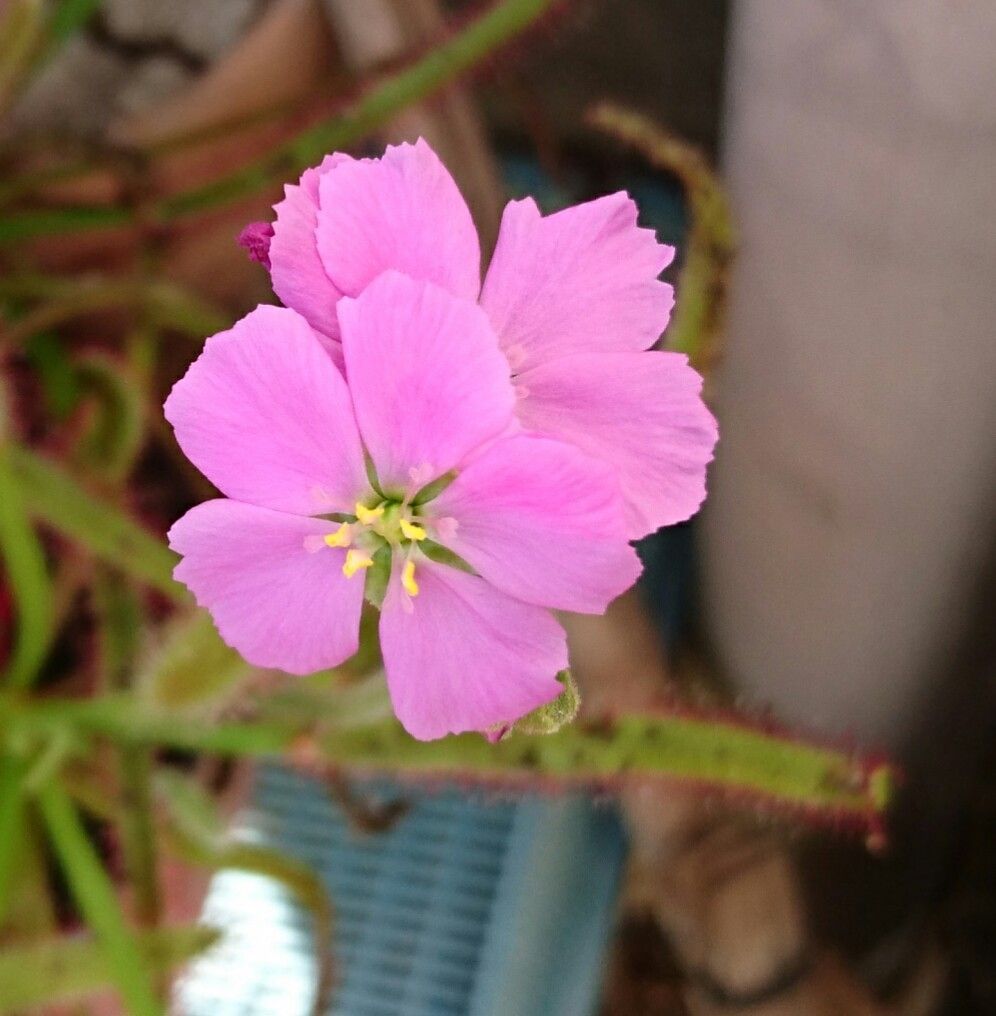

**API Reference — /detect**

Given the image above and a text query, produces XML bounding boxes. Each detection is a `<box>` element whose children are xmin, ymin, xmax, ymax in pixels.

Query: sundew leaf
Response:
<box><xmin>0</xmin><ymin>925</ymin><xmax>220</xmax><ymax>1013</ymax></box>
<box><xmin>10</xmin><ymin>445</ymin><xmax>180</xmax><ymax>600</ymax></box>
<box><xmin>72</xmin><ymin>352</ymin><xmax>146</xmax><ymax>484</ymax></box>
<box><xmin>24</xmin><ymin>693</ymin><xmax>895</xmax><ymax>844</ymax></box>
<box><xmin>135</xmin><ymin>611</ymin><xmax>252</xmax><ymax>715</ymax></box>
<box><xmin>36</xmin><ymin>784</ymin><xmax>165</xmax><ymax>1016</ymax></box>
<box><xmin>0</xmin><ymin>393</ymin><xmax>53</xmax><ymax>690</ymax></box>
<box><xmin>586</xmin><ymin>102</ymin><xmax>736</xmax><ymax>374</ymax></box>
<box><xmin>23</xmin><ymin>332</ymin><xmax>81</xmax><ymax>420</ymax></box>
<box><xmin>309</xmin><ymin>712</ymin><xmax>894</xmax><ymax>844</ymax></box>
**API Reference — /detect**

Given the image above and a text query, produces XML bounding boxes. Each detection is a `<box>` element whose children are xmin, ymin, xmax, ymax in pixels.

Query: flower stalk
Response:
<box><xmin>0</xmin><ymin>691</ymin><xmax>893</xmax><ymax>840</ymax></box>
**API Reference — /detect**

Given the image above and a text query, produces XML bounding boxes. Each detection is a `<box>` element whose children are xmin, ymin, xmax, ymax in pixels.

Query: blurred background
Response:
<box><xmin>1</xmin><ymin>1</ymin><xmax>994</xmax><ymax>1014</ymax></box>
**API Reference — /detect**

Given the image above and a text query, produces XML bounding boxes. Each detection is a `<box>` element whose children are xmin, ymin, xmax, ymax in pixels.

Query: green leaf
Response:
<box><xmin>586</xmin><ymin>103</ymin><xmax>736</xmax><ymax>372</ymax></box>
<box><xmin>73</xmin><ymin>352</ymin><xmax>146</xmax><ymax>483</ymax></box>
<box><xmin>418</xmin><ymin>539</ymin><xmax>476</xmax><ymax>574</ymax></box>
<box><xmin>135</xmin><ymin>611</ymin><xmax>252</xmax><ymax>715</ymax></box>
<box><xmin>12</xmin><ymin>692</ymin><xmax>895</xmax><ymax>837</ymax></box>
<box><xmin>23</xmin><ymin>332</ymin><xmax>81</xmax><ymax>420</ymax></box>
<box><xmin>0</xmin><ymin>925</ymin><xmax>220</xmax><ymax>1013</ymax></box>
<box><xmin>93</xmin><ymin>572</ymin><xmax>143</xmax><ymax>688</ymax></box>
<box><xmin>36</xmin><ymin>783</ymin><xmax>165</xmax><ymax>1016</ymax></box>
<box><xmin>9</xmin><ymin>445</ymin><xmax>181</xmax><ymax>600</ymax></box>
<box><xmin>0</xmin><ymin>277</ymin><xmax>227</xmax><ymax>345</ymax></box>
<box><xmin>0</xmin><ymin>817</ymin><xmax>57</xmax><ymax>940</ymax></box>
<box><xmin>0</xmin><ymin>389</ymin><xmax>53</xmax><ymax>690</ymax></box>
<box><xmin>0</xmin><ymin>760</ymin><xmax>29</xmax><ymax>927</ymax></box>
<box><xmin>0</xmin><ymin>205</ymin><xmax>130</xmax><ymax>243</ymax></box>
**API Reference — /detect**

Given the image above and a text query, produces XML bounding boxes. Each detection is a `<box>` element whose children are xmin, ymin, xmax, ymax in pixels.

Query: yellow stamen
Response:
<box><xmin>323</xmin><ymin>523</ymin><xmax>352</xmax><ymax>548</ymax></box>
<box><xmin>342</xmin><ymin>548</ymin><xmax>374</xmax><ymax>578</ymax></box>
<box><xmin>399</xmin><ymin>518</ymin><xmax>427</xmax><ymax>542</ymax></box>
<box><xmin>355</xmin><ymin>501</ymin><xmax>384</xmax><ymax>525</ymax></box>
<box><xmin>401</xmin><ymin>559</ymin><xmax>419</xmax><ymax>597</ymax></box>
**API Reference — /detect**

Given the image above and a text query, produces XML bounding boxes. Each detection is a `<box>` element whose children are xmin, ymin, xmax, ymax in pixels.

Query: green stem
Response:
<box><xmin>0</xmin><ymin>758</ymin><xmax>29</xmax><ymax>926</ymax></box>
<box><xmin>0</xmin><ymin>389</ymin><xmax>53</xmax><ymax>689</ymax></box>
<box><xmin>36</xmin><ymin>782</ymin><xmax>163</xmax><ymax>1016</ymax></box>
<box><xmin>5</xmin><ymin>692</ymin><xmax>892</xmax><ymax>831</ymax></box>
<box><xmin>95</xmin><ymin>575</ymin><xmax>162</xmax><ymax>930</ymax></box>
<box><xmin>118</xmin><ymin>747</ymin><xmax>161</xmax><ymax>928</ymax></box>
<box><xmin>586</xmin><ymin>103</ymin><xmax>736</xmax><ymax>372</ymax></box>
<box><xmin>0</xmin><ymin>0</ymin><xmax>562</xmax><ymax>243</ymax></box>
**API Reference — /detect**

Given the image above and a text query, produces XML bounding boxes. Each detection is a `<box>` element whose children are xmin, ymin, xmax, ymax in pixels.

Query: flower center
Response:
<box><xmin>325</xmin><ymin>499</ymin><xmax>428</xmax><ymax>595</ymax></box>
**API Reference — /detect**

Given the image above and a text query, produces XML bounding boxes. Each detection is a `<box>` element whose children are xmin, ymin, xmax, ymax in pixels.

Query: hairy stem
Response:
<box><xmin>587</xmin><ymin>102</ymin><xmax>736</xmax><ymax>373</ymax></box>
<box><xmin>5</xmin><ymin>693</ymin><xmax>893</xmax><ymax>837</ymax></box>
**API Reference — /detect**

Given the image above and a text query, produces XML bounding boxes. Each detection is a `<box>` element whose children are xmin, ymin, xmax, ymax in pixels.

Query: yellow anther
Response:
<box><xmin>401</xmin><ymin>559</ymin><xmax>420</xmax><ymax>597</ymax></box>
<box><xmin>323</xmin><ymin>523</ymin><xmax>352</xmax><ymax>548</ymax></box>
<box><xmin>355</xmin><ymin>502</ymin><xmax>384</xmax><ymax>526</ymax></box>
<box><xmin>342</xmin><ymin>548</ymin><xmax>374</xmax><ymax>578</ymax></box>
<box><xmin>399</xmin><ymin>518</ymin><xmax>427</xmax><ymax>542</ymax></box>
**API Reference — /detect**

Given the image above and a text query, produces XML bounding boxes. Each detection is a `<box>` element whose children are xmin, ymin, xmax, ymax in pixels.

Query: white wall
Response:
<box><xmin>703</xmin><ymin>1</ymin><xmax>996</xmax><ymax>745</ymax></box>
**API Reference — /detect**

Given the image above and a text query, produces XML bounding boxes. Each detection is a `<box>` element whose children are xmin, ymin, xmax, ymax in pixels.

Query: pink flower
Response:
<box><xmin>248</xmin><ymin>138</ymin><xmax>718</xmax><ymax>539</ymax></box>
<box><xmin>165</xmin><ymin>272</ymin><xmax>641</xmax><ymax>740</ymax></box>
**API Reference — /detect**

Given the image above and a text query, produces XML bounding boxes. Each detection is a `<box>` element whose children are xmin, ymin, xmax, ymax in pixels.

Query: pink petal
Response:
<box><xmin>515</xmin><ymin>352</ymin><xmax>718</xmax><ymax>539</ymax></box>
<box><xmin>379</xmin><ymin>559</ymin><xmax>566</xmax><ymax>740</ymax></box>
<box><xmin>315</xmin><ymin>138</ymin><xmax>480</xmax><ymax>303</ymax></box>
<box><xmin>169</xmin><ymin>499</ymin><xmax>363</xmax><ymax>675</ymax></box>
<box><xmin>164</xmin><ymin>305</ymin><xmax>367</xmax><ymax>516</ymax></box>
<box><xmin>429</xmin><ymin>433</ymin><xmax>642</xmax><ymax>613</ymax></box>
<box><xmin>338</xmin><ymin>272</ymin><xmax>514</xmax><ymax>493</ymax></box>
<box><xmin>480</xmin><ymin>194</ymin><xmax>675</xmax><ymax>372</ymax></box>
<box><xmin>269</xmin><ymin>153</ymin><xmax>352</xmax><ymax>351</ymax></box>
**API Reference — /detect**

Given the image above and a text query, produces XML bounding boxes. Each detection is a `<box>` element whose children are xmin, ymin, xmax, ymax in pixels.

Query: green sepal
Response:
<box><xmin>411</xmin><ymin>470</ymin><xmax>457</xmax><ymax>505</ymax></box>
<box><xmin>419</xmin><ymin>539</ymin><xmax>476</xmax><ymax>574</ymax></box>
<box><xmin>509</xmin><ymin>670</ymin><xmax>580</xmax><ymax>737</ymax></box>
<box><xmin>362</xmin><ymin>450</ymin><xmax>384</xmax><ymax>498</ymax></box>
<box><xmin>362</xmin><ymin>544</ymin><xmax>392</xmax><ymax>608</ymax></box>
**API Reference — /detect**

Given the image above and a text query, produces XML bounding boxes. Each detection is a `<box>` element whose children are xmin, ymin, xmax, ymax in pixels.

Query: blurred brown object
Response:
<box><xmin>10</xmin><ymin>0</ymin><xmax>504</xmax><ymax>308</ymax></box>
<box><xmin>325</xmin><ymin>0</ymin><xmax>504</xmax><ymax>248</ymax></box>
<box><xmin>569</xmin><ymin>591</ymin><xmax>906</xmax><ymax>1015</ymax></box>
